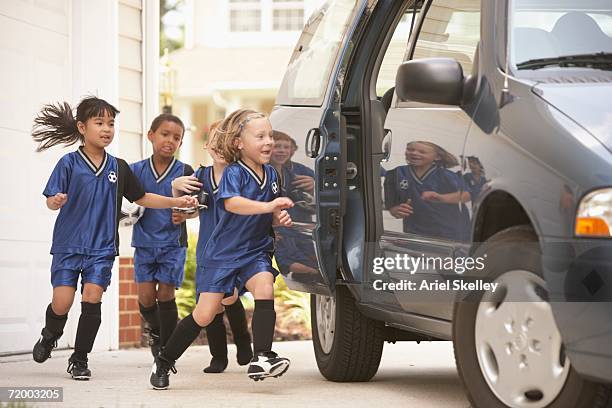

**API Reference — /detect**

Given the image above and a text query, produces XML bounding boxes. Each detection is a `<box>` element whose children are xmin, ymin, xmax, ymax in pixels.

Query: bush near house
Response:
<box><xmin>176</xmin><ymin>235</ymin><xmax>312</xmax><ymax>343</ymax></box>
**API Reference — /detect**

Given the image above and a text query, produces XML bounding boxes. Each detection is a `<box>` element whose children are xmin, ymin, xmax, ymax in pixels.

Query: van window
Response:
<box><xmin>276</xmin><ymin>0</ymin><xmax>359</xmax><ymax>106</ymax></box>
<box><xmin>412</xmin><ymin>0</ymin><xmax>480</xmax><ymax>73</ymax></box>
<box><xmin>397</xmin><ymin>0</ymin><xmax>481</xmax><ymax>107</ymax></box>
<box><xmin>375</xmin><ymin>6</ymin><xmax>422</xmax><ymax>97</ymax></box>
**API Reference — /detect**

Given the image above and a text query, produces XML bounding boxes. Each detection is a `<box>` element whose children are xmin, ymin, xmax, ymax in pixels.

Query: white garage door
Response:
<box><xmin>0</xmin><ymin>0</ymin><xmax>73</xmax><ymax>354</ymax></box>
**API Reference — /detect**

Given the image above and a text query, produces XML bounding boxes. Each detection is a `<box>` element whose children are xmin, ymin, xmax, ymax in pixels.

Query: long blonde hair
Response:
<box><xmin>211</xmin><ymin>109</ymin><xmax>266</xmax><ymax>163</ymax></box>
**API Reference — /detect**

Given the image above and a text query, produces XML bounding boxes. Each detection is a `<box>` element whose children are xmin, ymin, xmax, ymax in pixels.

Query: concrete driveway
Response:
<box><xmin>1</xmin><ymin>340</ymin><xmax>469</xmax><ymax>408</ymax></box>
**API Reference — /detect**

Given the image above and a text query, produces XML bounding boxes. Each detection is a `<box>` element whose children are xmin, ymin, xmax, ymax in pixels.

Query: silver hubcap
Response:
<box><xmin>315</xmin><ymin>294</ymin><xmax>336</xmax><ymax>354</ymax></box>
<box><xmin>475</xmin><ymin>270</ymin><xmax>570</xmax><ymax>407</ymax></box>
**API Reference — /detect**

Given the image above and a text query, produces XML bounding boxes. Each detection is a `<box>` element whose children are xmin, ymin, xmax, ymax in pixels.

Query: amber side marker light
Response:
<box><xmin>575</xmin><ymin>217</ymin><xmax>610</xmax><ymax>237</ymax></box>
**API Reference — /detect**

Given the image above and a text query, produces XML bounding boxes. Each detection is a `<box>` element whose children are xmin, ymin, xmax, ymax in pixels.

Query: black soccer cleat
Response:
<box><xmin>32</xmin><ymin>328</ymin><xmax>60</xmax><ymax>363</ymax></box>
<box><xmin>150</xmin><ymin>354</ymin><xmax>176</xmax><ymax>390</ymax></box>
<box><xmin>67</xmin><ymin>355</ymin><xmax>91</xmax><ymax>380</ymax></box>
<box><xmin>247</xmin><ymin>351</ymin><xmax>290</xmax><ymax>381</ymax></box>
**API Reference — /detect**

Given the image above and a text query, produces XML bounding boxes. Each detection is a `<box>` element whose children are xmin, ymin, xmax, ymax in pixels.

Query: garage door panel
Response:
<box><xmin>0</xmin><ymin>0</ymin><xmax>69</xmax><ymax>35</ymax></box>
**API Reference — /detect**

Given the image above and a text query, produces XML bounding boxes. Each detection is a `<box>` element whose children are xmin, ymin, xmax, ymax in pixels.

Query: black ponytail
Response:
<box><xmin>32</xmin><ymin>96</ymin><xmax>119</xmax><ymax>152</ymax></box>
<box><xmin>32</xmin><ymin>102</ymin><xmax>80</xmax><ymax>152</ymax></box>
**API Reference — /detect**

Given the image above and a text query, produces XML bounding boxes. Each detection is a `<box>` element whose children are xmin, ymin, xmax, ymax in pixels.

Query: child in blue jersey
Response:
<box><xmin>150</xmin><ymin>109</ymin><xmax>293</xmax><ymax>390</ymax></box>
<box><xmin>31</xmin><ymin>97</ymin><xmax>197</xmax><ymax>380</ymax></box>
<box><xmin>384</xmin><ymin>141</ymin><xmax>470</xmax><ymax>241</ymax></box>
<box><xmin>130</xmin><ymin>114</ymin><xmax>194</xmax><ymax>358</ymax></box>
<box><xmin>171</xmin><ymin>120</ymin><xmax>254</xmax><ymax>374</ymax></box>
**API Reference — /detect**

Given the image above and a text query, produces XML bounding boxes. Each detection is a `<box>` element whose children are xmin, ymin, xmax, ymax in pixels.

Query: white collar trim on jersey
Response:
<box><xmin>149</xmin><ymin>156</ymin><xmax>176</xmax><ymax>183</ymax></box>
<box><xmin>408</xmin><ymin>164</ymin><xmax>437</xmax><ymax>185</ymax></box>
<box><xmin>209</xmin><ymin>167</ymin><xmax>219</xmax><ymax>194</ymax></box>
<box><xmin>238</xmin><ymin>160</ymin><xmax>266</xmax><ymax>190</ymax></box>
<box><xmin>78</xmin><ymin>147</ymin><xmax>107</xmax><ymax>177</ymax></box>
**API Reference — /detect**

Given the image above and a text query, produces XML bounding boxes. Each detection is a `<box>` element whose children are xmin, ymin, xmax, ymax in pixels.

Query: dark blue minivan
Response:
<box><xmin>270</xmin><ymin>1</ymin><xmax>612</xmax><ymax>407</ymax></box>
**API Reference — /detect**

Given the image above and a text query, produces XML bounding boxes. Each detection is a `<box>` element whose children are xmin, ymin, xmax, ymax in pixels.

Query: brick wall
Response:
<box><xmin>118</xmin><ymin>257</ymin><xmax>142</xmax><ymax>348</ymax></box>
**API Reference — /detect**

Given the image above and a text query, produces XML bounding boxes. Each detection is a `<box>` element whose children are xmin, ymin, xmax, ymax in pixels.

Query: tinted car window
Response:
<box><xmin>276</xmin><ymin>0</ymin><xmax>359</xmax><ymax>106</ymax></box>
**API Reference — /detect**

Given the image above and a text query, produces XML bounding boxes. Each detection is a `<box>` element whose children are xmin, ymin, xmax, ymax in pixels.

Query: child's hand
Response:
<box><xmin>47</xmin><ymin>193</ymin><xmax>68</xmax><ymax>210</ymax></box>
<box><xmin>268</xmin><ymin>197</ymin><xmax>294</xmax><ymax>213</ymax></box>
<box><xmin>389</xmin><ymin>199</ymin><xmax>413</xmax><ymax>218</ymax></box>
<box><xmin>292</xmin><ymin>175</ymin><xmax>315</xmax><ymax>192</ymax></box>
<box><xmin>172</xmin><ymin>210</ymin><xmax>188</xmax><ymax>224</ymax></box>
<box><xmin>421</xmin><ymin>191</ymin><xmax>440</xmax><ymax>201</ymax></box>
<box><xmin>172</xmin><ymin>176</ymin><xmax>203</xmax><ymax>194</ymax></box>
<box><xmin>273</xmin><ymin>209</ymin><xmax>292</xmax><ymax>227</ymax></box>
<box><xmin>174</xmin><ymin>195</ymin><xmax>198</xmax><ymax>208</ymax></box>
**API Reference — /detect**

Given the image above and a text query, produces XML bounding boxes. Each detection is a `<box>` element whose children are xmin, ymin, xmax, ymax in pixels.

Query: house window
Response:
<box><xmin>230</xmin><ymin>0</ymin><xmax>262</xmax><ymax>32</ymax></box>
<box><xmin>273</xmin><ymin>8</ymin><xmax>304</xmax><ymax>31</ymax></box>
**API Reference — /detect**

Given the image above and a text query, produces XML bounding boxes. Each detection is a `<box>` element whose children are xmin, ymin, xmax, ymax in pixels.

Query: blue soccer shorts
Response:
<box><xmin>133</xmin><ymin>247</ymin><xmax>187</xmax><ymax>288</ymax></box>
<box><xmin>51</xmin><ymin>253</ymin><xmax>115</xmax><ymax>291</ymax></box>
<box><xmin>197</xmin><ymin>253</ymin><xmax>278</xmax><ymax>296</ymax></box>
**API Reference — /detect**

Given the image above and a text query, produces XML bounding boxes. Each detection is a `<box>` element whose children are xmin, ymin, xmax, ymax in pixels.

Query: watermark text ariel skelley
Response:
<box><xmin>371</xmin><ymin>254</ymin><xmax>499</xmax><ymax>293</ymax></box>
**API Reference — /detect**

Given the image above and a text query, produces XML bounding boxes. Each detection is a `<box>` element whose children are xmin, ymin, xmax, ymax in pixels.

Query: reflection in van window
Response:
<box><xmin>276</xmin><ymin>0</ymin><xmax>358</xmax><ymax>106</ymax></box>
<box><xmin>512</xmin><ymin>0</ymin><xmax>612</xmax><ymax>66</ymax></box>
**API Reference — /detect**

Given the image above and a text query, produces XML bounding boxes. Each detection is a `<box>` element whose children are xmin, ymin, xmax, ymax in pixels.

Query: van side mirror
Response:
<box><xmin>395</xmin><ymin>58</ymin><xmax>464</xmax><ymax>106</ymax></box>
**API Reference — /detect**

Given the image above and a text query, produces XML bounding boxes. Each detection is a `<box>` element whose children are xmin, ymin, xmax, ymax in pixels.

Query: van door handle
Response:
<box><xmin>305</xmin><ymin>128</ymin><xmax>321</xmax><ymax>158</ymax></box>
<box><xmin>381</xmin><ymin>129</ymin><xmax>392</xmax><ymax>162</ymax></box>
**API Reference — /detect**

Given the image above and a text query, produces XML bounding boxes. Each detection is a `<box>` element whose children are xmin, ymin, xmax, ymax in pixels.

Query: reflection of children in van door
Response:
<box><xmin>384</xmin><ymin>141</ymin><xmax>470</xmax><ymax>241</ymax></box>
<box><xmin>463</xmin><ymin>156</ymin><xmax>487</xmax><ymax>202</ymax></box>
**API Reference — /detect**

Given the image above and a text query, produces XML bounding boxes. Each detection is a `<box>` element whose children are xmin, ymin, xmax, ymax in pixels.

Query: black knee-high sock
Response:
<box><xmin>203</xmin><ymin>313</ymin><xmax>228</xmax><ymax>373</ymax></box>
<box><xmin>160</xmin><ymin>313</ymin><xmax>203</xmax><ymax>363</ymax></box>
<box><xmin>44</xmin><ymin>303</ymin><xmax>68</xmax><ymax>339</ymax></box>
<box><xmin>225</xmin><ymin>300</ymin><xmax>250</xmax><ymax>341</ymax></box>
<box><xmin>251</xmin><ymin>300</ymin><xmax>275</xmax><ymax>354</ymax></box>
<box><xmin>158</xmin><ymin>299</ymin><xmax>178</xmax><ymax>347</ymax></box>
<box><xmin>225</xmin><ymin>300</ymin><xmax>252</xmax><ymax>364</ymax></box>
<box><xmin>73</xmin><ymin>302</ymin><xmax>102</xmax><ymax>361</ymax></box>
<box><xmin>139</xmin><ymin>302</ymin><xmax>160</xmax><ymax>335</ymax></box>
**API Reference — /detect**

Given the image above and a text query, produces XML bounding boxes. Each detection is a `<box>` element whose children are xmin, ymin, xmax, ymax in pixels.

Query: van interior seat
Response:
<box><xmin>513</xmin><ymin>27</ymin><xmax>560</xmax><ymax>64</ymax></box>
<box><xmin>551</xmin><ymin>11</ymin><xmax>612</xmax><ymax>56</ymax></box>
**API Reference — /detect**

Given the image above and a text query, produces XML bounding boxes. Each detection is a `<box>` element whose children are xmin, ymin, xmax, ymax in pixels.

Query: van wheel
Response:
<box><xmin>311</xmin><ymin>285</ymin><xmax>384</xmax><ymax>381</ymax></box>
<box><xmin>453</xmin><ymin>226</ymin><xmax>612</xmax><ymax>408</ymax></box>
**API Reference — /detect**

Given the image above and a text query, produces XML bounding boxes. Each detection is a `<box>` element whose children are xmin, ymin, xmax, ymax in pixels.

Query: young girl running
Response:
<box><xmin>130</xmin><ymin>114</ymin><xmax>193</xmax><ymax>358</ymax></box>
<box><xmin>31</xmin><ymin>97</ymin><xmax>197</xmax><ymax>380</ymax></box>
<box><xmin>172</xmin><ymin>120</ymin><xmax>254</xmax><ymax>374</ymax></box>
<box><xmin>150</xmin><ymin>109</ymin><xmax>293</xmax><ymax>389</ymax></box>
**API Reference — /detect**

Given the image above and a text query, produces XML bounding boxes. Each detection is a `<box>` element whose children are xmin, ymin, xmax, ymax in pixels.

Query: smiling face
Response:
<box><xmin>405</xmin><ymin>142</ymin><xmax>439</xmax><ymax>167</ymax></box>
<box><xmin>271</xmin><ymin>140</ymin><xmax>292</xmax><ymax>166</ymax></box>
<box><xmin>236</xmin><ymin>117</ymin><xmax>274</xmax><ymax>166</ymax></box>
<box><xmin>78</xmin><ymin>112</ymin><xmax>115</xmax><ymax>150</ymax></box>
<box><xmin>148</xmin><ymin>120</ymin><xmax>184</xmax><ymax>159</ymax></box>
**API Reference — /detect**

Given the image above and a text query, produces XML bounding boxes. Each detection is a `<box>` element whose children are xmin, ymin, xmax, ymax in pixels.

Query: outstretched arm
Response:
<box><xmin>135</xmin><ymin>193</ymin><xmax>197</xmax><ymax>209</ymax></box>
<box><xmin>224</xmin><ymin>196</ymin><xmax>294</xmax><ymax>215</ymax></box>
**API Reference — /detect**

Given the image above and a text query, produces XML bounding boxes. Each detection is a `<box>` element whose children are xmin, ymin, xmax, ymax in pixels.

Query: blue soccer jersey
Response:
<box><xmin>203</xmin><ymin>160</ymin><xmax>280</xmax><ymax>268</ymax></box>
<box><xmin>43</xmin><ymin>147</ymin><xmax>145</xmax><ymax>256</ymax></box>
<box><xmin>130</xmin><ymin>157</ymin><xmax>193</xmax><ymax>248</ymax></box>
<box><xmin>384</xmin><ymin>164</ymin><xmax>469</xmax><ymax>241</ymax></box>
<box><xmin>194</xmin><ymin>166</ymin><xmax>219</xmax><ymax>265</ymax></box>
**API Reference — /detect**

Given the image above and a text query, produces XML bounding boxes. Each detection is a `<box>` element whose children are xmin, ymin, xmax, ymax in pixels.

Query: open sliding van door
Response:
<box><xmin>270</xmin><ymin>0</ymin><xmax>369</xmax><ymax>295</ymax></box>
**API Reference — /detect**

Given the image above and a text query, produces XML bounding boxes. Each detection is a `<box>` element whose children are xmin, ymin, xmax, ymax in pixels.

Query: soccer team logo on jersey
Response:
<box><xmin>399</xmin><ymin>179</ymin><xmax>409</xmax><ymax>190</ymax></box>
<box><xmin>108</xmin><ymin>171</ymin><xmax>117</xmax><ymax>183</ymax></box>
<box><xmin>271</xmin><ymin>181</ymin><xmax>279</xmax><ymax>194</ymax></box>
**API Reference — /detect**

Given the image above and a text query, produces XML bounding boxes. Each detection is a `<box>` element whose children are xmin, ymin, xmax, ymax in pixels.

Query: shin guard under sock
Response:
<box><xmin>45</xmin><ymin>303</ymin><xmax>68</xmax><ymax>339</ymax></box>
<box><xmin>158</xmin><ymin>298</ymin><xmax>178</xmax><ymax>347</ymax></box>
<box><xmin>74</xmin><ymin>302</ymin><xmax>102</xmax><ymax>361</ymax></box>
<box><xmin>139</xmin><ymin>302</ymin><xmax>160</xmax><ymax>335</ymax></box>
<box><xmin>160</xmin><ymin>313</ymin><xmax>203</xmax><ymax>363</ymax></box>
<box><xmin>225</xmin><ymin>300</ymin><xmax>252</xmax><ymax>364</ymax></box>
<box><xmin>251</xmin><ymin>300</ymin><xmax>275</xmax><ymax>354</ymax></box>
<box><xmin>203</xmin><ymin>313</ymin><xmax>228</xmax><ymax>373</ymax></box>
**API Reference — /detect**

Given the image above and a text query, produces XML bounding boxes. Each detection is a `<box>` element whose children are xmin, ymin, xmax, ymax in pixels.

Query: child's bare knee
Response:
<box><xmin>192</xmin><ymin>304</ymin><xmax>215</xmax><ymax>327</ymax></box>
<box><xmin>156</xmin><ymin>284</ymin><xmax>176</xmax><ymax>302</ymax></box>
<box><xmin>253</xmin><ymin>283</ymin><xmax>274</xmax><ymax>300</ymax></box>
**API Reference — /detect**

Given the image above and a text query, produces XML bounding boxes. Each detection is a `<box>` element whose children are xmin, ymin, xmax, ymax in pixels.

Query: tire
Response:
<box><xmin>311</xmin><ymin>285</ymin><xmax>384</xmax><ymax>381</ymax></box>
<box><xmin>453</xmin><ymin>225</ymin><xmax>612</xmax><ymax>408</ymax></box>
